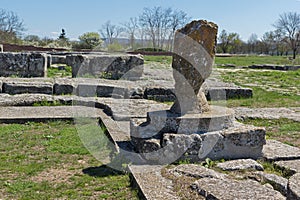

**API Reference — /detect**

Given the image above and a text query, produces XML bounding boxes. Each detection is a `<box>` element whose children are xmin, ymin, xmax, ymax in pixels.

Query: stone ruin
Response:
<box><xmin>0</xmin><ymin>52</ymin><xmax>47</xmax><ymax>77</ymax></box>
<box><xmin>130</xmin><ymin>20</ymin><xmax>266</xmax><ymax>164</ymax></box>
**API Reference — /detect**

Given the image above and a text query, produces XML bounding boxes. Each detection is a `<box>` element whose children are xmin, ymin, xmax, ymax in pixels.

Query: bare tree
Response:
<box><xmin>0</xmin><ymin>8</ymin><xmax>25</xmax><ymax>43</ymax></box>
<box><xmin>122</xmin><ymin>17</ymin><xmax>139</xmax><ymax>49</ymax></box>
<box><xmin>100</xmin><ymin>21</ymin><xmax>124</xmax><ymax>45</ymax></box>
<box><xmin>273</xmin><ymin>12</ymin><xmax>300</xmax><ymax>59</ymax></box>
<box><xmin>247</xmin><ymin>33</ymin><xmax>259</xmax><ymax>54</ymax></box>
<box><xmin>139</xmin><ymin>6</ymin><xmax>189</xmax><ymax>50</ymax></box>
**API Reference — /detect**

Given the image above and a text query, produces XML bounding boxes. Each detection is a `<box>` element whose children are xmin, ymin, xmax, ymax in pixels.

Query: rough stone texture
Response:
<box><xmin>93</xmin><ymin>98</ymin><xmax>170</xmax><ymax>121</ymax></box>
<box><xmin>254</xmin><ymin>171</ymin><xmax>288</xmax><ymax>196</ymax></box>
<box><xmin>131</xmin><ymin>106</ymin><xmax>234</xmax><ymax>141</ymax></box>
<box><xmin>204</xmin><ymin>80</ymin><xmax>253</xmax><ymax>100</ymax></box>
<box><xmin>171</xmin><ymin>20</ymin><xmax>218</xmax><ymax>114</ymax></box>
<box><xmin>275</xmin><ymin>160</ymin><xmax>300</xmax><ymax>174</ymax></box>
<box><xmin>0</xmin><ymin>93</ymin><xmax>55</xmax><ymax>106</ymax></box>
<box><xmin>129</xmin><ymin>165</ymin><xmax>180</xmax><ymax>200</ymax></box>
<box><xmin>143</xmin><ymin>87</ymin><xmax>176</xmax><ymax>102</ymax></box>
<box><xmin>0</xmin><ymin>106</ymin><xmax>102</xmax><ymax>123</ymax></box>
<box><xmin>191</xmin><ymin>177</ymin><xmax>285</xmax><ymax>200</ymax></box>
<box><xmin>217</xmin><ymin>159</ymin><xmax>264</xmax><ymax>171</ymax></box>
<box><xmin>234</xmin><ymin>107</ymin><xmax>300</xmax><ymax>122</ymax></box>
<box><xmin>51</xmin><ymin>55</ymin><xmax>66</xmax><ymax>65</ymax></box>
<box><xmin>263</xmin><ymin>140</ymin><xmax>300</xmax><ymax>161</ymax></box>
<box><xmin>0</xmin><ymin>52</ymin><xmax>47</xmax><ymax>77</ymax></box>
<box><xmin>288</xmin><ymin>173</ymin><xmax>300</xmax><ymax>200</ymax></box>
<box><xmin>168</xmin><ymin>164</ymin><xmax>228</xmax><ymax>179</ymax></box>
<box><xmin>54</xmin><ymin>78</ymin><xmax>76</xmax><ymax>95</ymax></box>
<box><xmin>131</xmin><ymin>121</ymin><xmax>265</xmax><ymax>163</ymax></box>
<box><xmin>2</xmin><ymin>78</ymin><xmax>53</xmax><ymax>95</ymax></box>
<box><xmin>66</xmin><ymin>54</ymin><xmax>144</xmax><ymax>80</ymax></box>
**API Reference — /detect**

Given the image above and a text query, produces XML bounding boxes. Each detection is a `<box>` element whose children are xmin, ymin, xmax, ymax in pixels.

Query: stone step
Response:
<box><xmin>0</xmin><ymin>77</ymin><xmax>253</xmax><ymax>100</ymax></box>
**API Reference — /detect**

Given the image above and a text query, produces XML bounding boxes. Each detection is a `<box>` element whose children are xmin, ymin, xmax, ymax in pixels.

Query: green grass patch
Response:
<box><xmin>215</xmin><ymin>56</ymin><xmax>300</xmax><ymax>67</ymax></box>
<box><xmin>219</xmin><ymin>69</ymin><xmax>300</xmax><ymax>107</ymax></box>
<box><xmin>0</xmin><ymin>121</ymin><xmax>139</xmax><ymax>199</ymax></box>
<box><xmin>239</xmin><ymin>118</ymin><xmax>300</xmax><ymax>148</ymax></box>
<box><xmin>48</xmin><ymin>65</ymin><xmax>72</xmax><ymax>78</ymax></box>
<box><xmin>144</xmin><ymin>55</ymin><xmax>172</xmax><ymax>64</ymax></box>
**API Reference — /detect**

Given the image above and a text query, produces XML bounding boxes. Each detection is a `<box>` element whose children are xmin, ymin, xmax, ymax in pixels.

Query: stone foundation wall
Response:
<box><xmin>0</xmin><ymin>53</ymin><xmax>47</xmax><ymax>77</ymax></box>
<box><xmin>66</xmin><ymin>54</ymin><xmax>144</xmax><ymax>80</ymax></box>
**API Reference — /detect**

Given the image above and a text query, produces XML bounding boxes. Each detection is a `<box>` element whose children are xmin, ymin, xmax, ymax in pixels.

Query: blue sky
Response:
<box><xmin>1</xmin><ymin>0</ymin><xmax>300</xmax><ymax>41</ymax></box>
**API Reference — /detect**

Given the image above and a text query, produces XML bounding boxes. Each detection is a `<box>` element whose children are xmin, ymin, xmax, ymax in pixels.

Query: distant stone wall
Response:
<box><xmin>0</xmin><ymin>53</ymin><xmax>47</xmax><ymax>77</ymax></box>
<box><xmin>66</xmin><ymin>54</ymin><xmax>144</xmax><ymax>80</ymax></box>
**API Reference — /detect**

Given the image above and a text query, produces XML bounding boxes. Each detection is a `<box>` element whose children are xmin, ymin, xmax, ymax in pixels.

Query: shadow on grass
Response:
<box><xmin>82</xmin><ymin>165</ymin><xmax>124</xmax><ymax>177</ymax></box>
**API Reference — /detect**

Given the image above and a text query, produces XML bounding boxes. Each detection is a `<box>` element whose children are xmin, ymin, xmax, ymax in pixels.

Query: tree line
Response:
<box><xmin>0</xmin><ymin>7</ymin><xmax>299</xmax><ymax>58</ymax></box>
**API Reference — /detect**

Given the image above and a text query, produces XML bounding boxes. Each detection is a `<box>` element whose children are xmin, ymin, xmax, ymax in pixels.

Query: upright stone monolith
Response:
<box><xmin>171</xmin><ymin>20</ymin><xmax>218</xmax><ymax>114</ymax></box>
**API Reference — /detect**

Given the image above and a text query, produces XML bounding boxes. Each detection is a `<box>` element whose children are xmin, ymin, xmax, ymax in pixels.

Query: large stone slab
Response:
<box><xmin>263</xmin><ymin>140</ymin><xmax>300</xmax><ymax>161</ymax></box>
<box><xmin>288</xmin><ymin>173</ymin><xmax>300</xmax><ymax>200</ymax></box>
<box><xmin>234</xmin><ymin>107</ymin><xmax>300</xmax><ymax>122</ymax></box>
<box><xmin>255</xmin><ymin>171</ymin><xmax>288</xmax><ymax>196</ymax></box>
<box><xmin>129</xmin><ymin>165</ymin><xmax>180</xmax><ymax>200</ymax></box>
<box><xmin>216</xmin><ymin>159</ymin><xmax>263</xmax><ymax>171</ymax></box>
<box><xmin>66</xmin><ymin>54</ymin><xmax>144</xmax><ymax>79</ymax></box>
<box><xmin>0</xmin><ymin>52</ymin><xmax>47</xmax><ymax>77</ymax></box>
<box><xmin>0</xmin><ymin>106</ymin><xmax>102</xmax><ymax>123</ymax></box>
<box><xmin>2</xmin><ymin>78</ymin><xmax>53</xmax><ymax>95</ymax></box>
<box><xmin>275</xmin><ymin>159</ymin><xmax>300</xmax><ymax>174</ymax></box>
<box><xmin>191</xmin><ymin>177</ymin><xmax>285</xmax><ymax>199</ymax></box>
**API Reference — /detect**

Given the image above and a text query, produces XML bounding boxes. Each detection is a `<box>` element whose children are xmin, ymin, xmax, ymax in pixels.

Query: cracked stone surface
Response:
<box><xmin>263</xmin><ymin>140</ymin><xmax>300</xmax><ymax>161</ymax></box>
<box><xmin>288</xmin><ymin>173</ymin><xmax>300</xmax><ymax>200</ymax></box>
<box><xmin>191</xmin><ymin>177</ymin><xmax>285</xmax><ymax>200</ymax></box>
<box><xmin>234</xmin><ymin>107</ymin><xmax>300</xmax><ymax>122</ymax></box>
<box><xmin>254</xmin><ymin>171</ymin><xmax>288</xmax><ymax>196</ymax></box>
<box><xmin>275</xmin><ymin>159</ymin><xmax>300</xmax><ymax>174</ymax></box>
<box><xmin>216</xmin><ymin>159</ymin><xmax>264</xmax><ymax>171</ymax></box>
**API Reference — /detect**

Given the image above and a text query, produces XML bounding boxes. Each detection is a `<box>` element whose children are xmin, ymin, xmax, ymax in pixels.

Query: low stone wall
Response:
<box><xmin>0</xmin><ymin>53</ymin><xmax>47</xmax><ymax>77</ymax></box>
<box><xmin>66</xmin><ymin>54</ymin><xmax>144</xmax><ymax>80</ymax></box>
<box><xmin>52</xmin><ymin>55</ymin><xmax>66</xmax><ymax>65</ymax></box>
<box><xmin>249</xmin><ymin>64</ymin><xmax>300</xmax><ymax>71</ymax></box>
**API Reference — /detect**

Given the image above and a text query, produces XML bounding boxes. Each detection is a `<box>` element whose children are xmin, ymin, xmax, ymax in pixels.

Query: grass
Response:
<box><xmin>0</xmin><ymin>121</ymin><xmax>139</xmax><ymax>199</ymax></box>
<box><xmin>239</xmin><ymin>118</ymin><xmax>300</xmax><ymax>148</ymax></box>
<box><xmin>219</xmin><ymin>69</ymin><xmax>300</xmax><ymax>108</ymax></box>
<box><xmin>48</xmin><ymin>65</ymin><xmax>72</xmax><ymax>78</ymax></box>
<box><xmin>215</xmin><ymin>55</ymin><xmax>300</xmax><ymax>67</ymax></box>
<box><xmin>144</xmin><ymin>55</ymin><xmax>172</xmax><ymax>64</ymax></box>
<box><xmin>144</xmin><ymin>55</ymin><xmax>300</xmax><ymax>67</ymax></box>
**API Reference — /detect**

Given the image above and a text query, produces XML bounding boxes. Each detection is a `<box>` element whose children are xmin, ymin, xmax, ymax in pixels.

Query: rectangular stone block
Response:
<box><xmin>0</xmin><ymin>52</ymin><xmax>47</xmax><ymax>77</ymax></box>
<box><xmin>3</xmin><ymin>79</ymin><xmax>53</xmax><ymax>95</ymax></box>
<box><xmin>66</xmin><ymin>54</ymin><xmax>144</xmax><ymax>80</ymax></box>
<box><xmin>54</xmin><ymin>78</ymin><xmax>75</xmax><ymax>95</ymax></box>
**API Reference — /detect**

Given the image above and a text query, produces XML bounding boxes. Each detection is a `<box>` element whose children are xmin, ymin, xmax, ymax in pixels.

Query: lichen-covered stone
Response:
<box><xmin>263</xmin><ymin>140</ymin><xmax>300</xmax><ymax>161</ymax></box>
<box><xmin>171</xmin><ymin>20</ymin><xmax>218</xmax><ymax>114</ymax></box>
<box><xmin>0</xmin><ymin>52</ymin><xmax>47</xmax><ymax>77</ymax></box>
<box><xmin>255</xmin><ymin>171</ymin><xmax>288</xmax><ymax>196</ymax></box>
<box><xmin>66</xmin><ymin>54</ymin><xmax>144</xmax><ymax>80</ymax></box>
<box><xmin>2</xmin><ymin>79</ymin><xmax>53</xmax><ymax>95</ymax></box>
<box><xmin>288</xmin><ymin>173</ymin><xmax>300</xmax><ymax>200</ymax></box>
<box><xmin>217</xmin><ymin>159</ymin><xmax>264</xmax><ymax>171</ymax></box>
<box><xmin>191</xmin><ymin>177</ymin><xmax>285</xmax><ymax>199</ymax></box>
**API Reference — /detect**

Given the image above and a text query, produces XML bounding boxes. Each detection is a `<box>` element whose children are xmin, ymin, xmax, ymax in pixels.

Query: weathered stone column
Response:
<box><xmin>170</xmin><ymin>20</ymin><xmax>218</xmax><ymax>114</ymax></box>
<box><xmin>0</xmin><ymin>44</ymin><xmax>3</xmax><ymax>53</ymax></box>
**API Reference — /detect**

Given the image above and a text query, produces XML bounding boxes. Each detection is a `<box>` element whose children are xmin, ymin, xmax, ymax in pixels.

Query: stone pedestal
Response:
<box><xmin>129</xmin><ymin>19</ymin><xmax>266</xmax><ymax>164</ymax></box>
<box><xmin>130</xmin><ymin>108</ymin><xmax>266</xmax><ymax>164</ymax></box>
